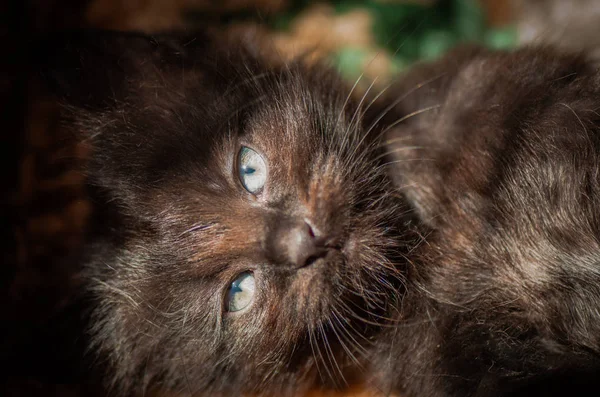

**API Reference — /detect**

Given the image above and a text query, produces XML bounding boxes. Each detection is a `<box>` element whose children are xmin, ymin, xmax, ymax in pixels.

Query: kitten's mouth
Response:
<box><xmin>303</xmin><ymin>241</ymin><xmax>344</xmax><ymax>267</ymax></box>
<box><xmin>298</xmin><ymin>249</ymin><xmax>345</xmax><ymax>273</ymax></box>
<box><xmin>303</xmin><ymin>253</ymin><xmax>324</xmax><ymax>268</ymax></box>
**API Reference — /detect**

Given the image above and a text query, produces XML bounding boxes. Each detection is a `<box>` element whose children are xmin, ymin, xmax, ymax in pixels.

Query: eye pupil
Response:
<box><xmin>226</xmin><ymin>272</ymin><xmax>255</xmax><ymax>313</ymax></box>
<box><xmin>242</xmin><ymin>166</ymin><xmax>256</xmax><ymax>175</ymax></box>
<box><xmin>238</xmin><ymin>147</ymin><xmax>267</xmax><ymax>193</ymax></box>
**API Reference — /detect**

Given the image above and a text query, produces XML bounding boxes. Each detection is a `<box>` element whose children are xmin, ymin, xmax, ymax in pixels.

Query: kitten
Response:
<box><xmin>40</xmin><ymin>29</ymin><xmax>415</xmax><ymax>396</ymax></box>
<box><xmin>367</xmin><ymin>45</ymin><xmax>600</xmax><ymax>396</ymax></box>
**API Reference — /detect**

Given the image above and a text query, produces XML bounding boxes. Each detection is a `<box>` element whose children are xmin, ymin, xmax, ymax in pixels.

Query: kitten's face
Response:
<box><xmin>46</xmin><ymin>31</ymin><xmax>408</xmax><ymax>395</ymax></box>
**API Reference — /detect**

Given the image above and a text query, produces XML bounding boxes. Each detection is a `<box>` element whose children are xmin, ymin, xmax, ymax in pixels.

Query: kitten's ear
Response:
<box><xmin>32</xmin><ymin>30</ymin><xmax>227</xmax><ymax>206</ymax></box>
<box><xmin>34</xmin><ymin>30</ymin><xmax>213</xmax><ymax>109</ymax></box>
<box><xmin>36</xmin><ymin>31</ymin><xmax>140</xmax><ymax>109</ymax></box>
<box><xmin>369</xmin><ymin>46</ymin><xmax>487</xmax><ymax>227</ymax></box>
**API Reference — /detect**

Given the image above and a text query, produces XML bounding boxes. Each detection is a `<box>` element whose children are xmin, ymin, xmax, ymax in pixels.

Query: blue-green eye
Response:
<box><xmin>226</xmin><ymin>272</ymin><xmax>256</xmax><ymax>312</ymax></box>
<box><xmin>238</xmin><ymin>146</ymin><xmax>267</xmax><ymax>193</ymax></box>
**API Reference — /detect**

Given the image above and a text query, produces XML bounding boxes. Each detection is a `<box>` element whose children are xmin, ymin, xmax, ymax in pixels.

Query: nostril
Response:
<box><xmin>297</xmin><ymin>247</ymin><xmax>327</xmax><ymax>269</ymax></box>
<box><xmin>304</xmin><ymin>254</ymin><xmax>321</xmax><ymax>267</ymax></box>
<box><xmin>307</xmin><ymin>223</ymin><xmax>315</xmax><ymax>238</ymax></box>
<box><xmin>303</xmin><ymin>218</ymin><xmax>321</xmax><ymax>241</ymax></box>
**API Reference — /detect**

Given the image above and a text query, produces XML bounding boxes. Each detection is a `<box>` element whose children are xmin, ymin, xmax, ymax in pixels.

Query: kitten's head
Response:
<box><xmin>42</xmin><ymin>30</ymin><xmax>411</xmax><ymax>395</ymax></box>
<box><xmin>378</xmin><ymin>46</ymin><xmax>600</xmax><ymax>378</ymax></box>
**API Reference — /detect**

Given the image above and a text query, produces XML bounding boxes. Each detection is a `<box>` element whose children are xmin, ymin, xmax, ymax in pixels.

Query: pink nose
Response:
<box><xmin>286</xmin><ymin>221</ymin><xmax>328</xmax><ymax>268</ymax></box>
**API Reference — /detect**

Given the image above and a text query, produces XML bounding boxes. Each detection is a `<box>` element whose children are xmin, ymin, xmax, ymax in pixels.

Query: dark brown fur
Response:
<box><xmin>40</xmin><ymin>30</ymin><xmax>416</xmax><ymax>396</ymax></box>
<box><xmin>368</xmin><ymin>46</ymin><xmax>600</xmax><ymax>396</ymax></box>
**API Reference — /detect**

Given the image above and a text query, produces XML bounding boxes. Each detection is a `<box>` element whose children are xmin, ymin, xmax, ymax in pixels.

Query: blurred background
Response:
<box><xmin>0</xmin><ymin>0</ymin><xmax>561</xmax><ymax>396</ymax></box>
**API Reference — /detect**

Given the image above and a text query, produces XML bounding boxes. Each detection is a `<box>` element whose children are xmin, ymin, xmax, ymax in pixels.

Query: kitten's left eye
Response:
<box><xmin>238</xmin><ymin>146</ymin><xmax>267</xmax><ymax>194</ymax></box>
<box><xmin>226</xmin><ymin>272</ymin><xmax>256</xmax><ymax>313</ymax></box>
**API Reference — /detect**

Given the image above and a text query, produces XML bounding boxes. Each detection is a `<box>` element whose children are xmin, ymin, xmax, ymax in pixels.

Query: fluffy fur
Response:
<box><xmin>367</xmin><ymin>46</ymin><xmax>600</xmax><ymax>396</ymax></box>
<box><xmin>516</xmin><ymin>0</ymin><xmax>600</xmax><ymax>62</ymax></box>
<box><xmin>41</xmin><ymin>30</ymin><xmax>416</xmax><ymax>396</ymax></box>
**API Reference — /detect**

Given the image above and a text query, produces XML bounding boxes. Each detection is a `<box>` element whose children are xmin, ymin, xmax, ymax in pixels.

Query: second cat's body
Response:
<box><xmin>368</xmin><ymin>45</ymin><xmax>600</xmax><ymax>396</ymax></box>
<box><xmin>516</xmin><ymin>0</ymin><xmax>600</xmax><ymax>61</ymax></box>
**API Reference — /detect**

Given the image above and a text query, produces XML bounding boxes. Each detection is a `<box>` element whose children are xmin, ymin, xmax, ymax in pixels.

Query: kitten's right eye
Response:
<box><xmin>238</xmin><ymin>146</ymin><xmax>267</xmax><ymax>194</ymax></box>
<box><xmin>226</xmin><ymin>272</ymin><xmax>256</xmax><ymax>313</ymax></box>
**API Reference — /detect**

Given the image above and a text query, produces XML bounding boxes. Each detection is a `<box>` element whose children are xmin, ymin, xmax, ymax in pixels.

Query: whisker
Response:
<box><xmin>338</xmin><ymin>298</ymin><xmax>401</xmax><ymax>328</ymax></box>
<box><xmin>342</xmin><ymin>78</ymin><xmax>379</xmax><ymax>167</ymax></box>
<box><xmin>319</xmin><ymin>322</ymin><xmax>347</xmax><ymax>387</ymax></box>
<box><xmin>376</xmin><ymin>158</ymin><xmax>436</xmax><ymax>173</ymax></box>
<box><xmin>372</xmin><ymin>146</ymin><xmax>428</xmax><ymax>162</ymax></box>
<box><xmin>331</xmin><ymin>306</ymin><xmax>370</xmax><ymax>356</ymax></box>
<box><xmin>383</xmin><ymin>135</ymin><xmax>423</xmax><ymax>145</ymax></box>
<box><xmin>362</xmin><ymin>103</ymin><xmax>442</xmax><ymax>166</ymax></box>
<box><xmin>334</xmin><ymin>72</ymin><xmax>365</xmax><ymax>140</ymax></box>
<box><xmin>364</xmin><ymin>73</ymin><xmax>446</xmax><ymax>139</ymax></box>
<box><xmin>380</xmin><ymin>104</ymin><xmax>441</xmax><ymax>136</ymax></box>
<box><xmin>328</xmin><ymin>314</ymin><xmax>363</xmax><ymax>371</ymax></box>
<box><xmin>345</xmin><ymin>82</ymin><xmax>398</xmax><ymax>165</ymax></box>
<box><xmin>392</xmin><ymin>19</ymin><xmax>426</xmax><ymax>58</ymax></box>
<box><xmin>348</xmin><ymin>80</ymin><xmax>444</xmax><ymax>171</ymax></box>
<box><xmin>308</xmin><ymin>327</ymin><xmax>332</xmax><ymax>381</ymax></box>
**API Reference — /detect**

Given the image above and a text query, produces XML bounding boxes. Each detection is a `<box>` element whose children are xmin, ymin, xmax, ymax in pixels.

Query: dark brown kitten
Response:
<box><xmin>41</xmin><ymin>30</ymin><xmax>415</xmax><ymax>396</ymax></box>
<box><xmin>369</xmin><ymin>46</ymin><xmax>600</xmax><ymax>397</ymax></box>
